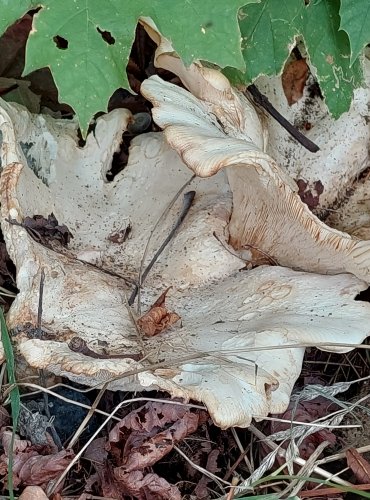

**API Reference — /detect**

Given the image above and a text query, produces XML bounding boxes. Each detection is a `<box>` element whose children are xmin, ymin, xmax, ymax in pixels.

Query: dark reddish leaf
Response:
<box><xmin>194</xmin><ymin>449</ymin><xmax>220</xmax><ymax>499</ymax></box>
<box><xmin>114</xmin><ymin>470</ymin><xmax>181</xmax><ymax>500</ymax></box>
<box><xmin>346</xmin><ymin>448</ymin><xmax>370</xmax><ymax>484</ymax></box>
<box><xmin>108</xmin><ymin>401</ymin><xmax>189</xmax><ymax>444</ymax></box>
<box><xmin>23</xmin><ymin>213</ymin><xmax>73</xmax><ymax>246</ymax></box>
<box><xmin>282</xmin><ymin>58</ymin><xmax>309</xmax><ymax>105</ymax></box>
<box><xmin>118</xmin><ymin>412</ymin><xmax>199</xmax><ymax>472</ymax></box>
<box><xmin>296</xmin><ymin>179</ymin><xmax>324</xmax><ymax>210</ymax></box>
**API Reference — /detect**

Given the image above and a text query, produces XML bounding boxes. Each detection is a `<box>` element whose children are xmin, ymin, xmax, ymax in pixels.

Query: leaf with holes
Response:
<box><xmin>340</xmin><ymin>0</ymin><xmax>370</xmax><ymax>65</ymax></box>
<box><xmin>0</xmin><ymin>0</ymin><xmax>37</xmax><ymax>35</ymax></box>
<box><xmin>232</xmin><ymin>0</ymin><xmax>363</xmax><ymax>118</ymax></box>
<box><xmin>18</xmin><ymin>0</ymin><xmax>255</xmax><ymax>135</ymax></box>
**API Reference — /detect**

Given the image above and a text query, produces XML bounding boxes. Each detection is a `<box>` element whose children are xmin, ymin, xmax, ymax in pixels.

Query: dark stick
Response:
<box><xmin>128</xmin><ymin>190</ymin><xmax>196</xmax><ymax>305</ymax></box>
<box><xmin>68</xmin><ymin>336</ymin><xmax>141</xmax><ymax>361</ymax></box>
<box><xmin>37</xmin><ymin>269</ymin><xmax>45</xmax><ymax>332</ymax></box>
<box><xmin>246</xmin><ymin>84</ymin><xmax>320</xmax><ymax>153</ymax></box>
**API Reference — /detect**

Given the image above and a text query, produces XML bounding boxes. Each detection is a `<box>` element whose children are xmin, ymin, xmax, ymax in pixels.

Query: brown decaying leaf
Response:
<box><xmin>22</xmin><ymin>213</ymin><xmax>73</xmax><ymax>246</ymax></box>
<box><xmin>194</xmin><ymin>449</ymin><xmax>220</xmax><ymax>499</ymax></box>
<box><xmin>83</xmin><ymin>437</ymin><xmax>122</xmax><ymax>499</ymax></box>
<box><xmin>346</xmin><ymin>448</ymin><xmax>370</xmax><ymax>484</ymax></box>
<box><xmin>105</xmin><ymin>402</ymin><xmax>206</xmax><ymax>499</ymax></box>
<box><xmin>296</xmin><ymin>179</ymin><xmax>324</xmax><ymax>210</ymax></box>
<box><xmin>119</xmin><ymin>412</ymin><xmax>199</xmax><ymax>473</ymax></box>
<box><xmin>1</xmin><ymin>429</ymin><xmax>30</xmax><ymax>454</ymax></box>
<box><xmin>0</xmin><ymin>432</ymin><xmax>74</xmax><ymax>490</ymax></box>
<box><xmin>113</xmin><ymin>470</ymin><xmax>181</xmax><ymax>500</ymax></box>
<box><xmin>137</xmin><ymin>288</ymin><xmax>180</xmax><ymax>337</ymax></box>
<box><xmin>282</xmin><ymin>58</ymin><xmax>309</xmax><ymax>105</ymax></box>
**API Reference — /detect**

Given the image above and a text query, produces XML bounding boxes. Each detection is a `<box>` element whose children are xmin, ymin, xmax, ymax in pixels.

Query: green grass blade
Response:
<box><xmin>0</xmin><ymin>309</ymin><xmax>20</xmax><ymax>500</ymax></box>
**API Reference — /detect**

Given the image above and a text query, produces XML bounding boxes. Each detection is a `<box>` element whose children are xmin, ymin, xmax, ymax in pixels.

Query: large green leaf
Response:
<box><xmin>0</xmin><ymin>0</ymin><xmax>36</xmax><ymax>34</ymax></box>
<box><xmin>21</xmin><ymin>0</ymin><xmax>255</xmax><ymax>135</ymax></box>
<box><xmin>303</xmin><ymin>0</ymin><xmax>362</xmax><ymax>117</ymax></box>
<box><xmin>237</xmin><ymin>0</ymin><xmax>363</xmax><ymax>118</ymax></box>
<box><xmin>238</xmin><ymin>0</ymin><xmax>303</xmax><ymax>82</ymax></box>
<box><xmin>340</xmin><ymin>0</ymin><xmax>370</xmax><ymax>65</ymax></box>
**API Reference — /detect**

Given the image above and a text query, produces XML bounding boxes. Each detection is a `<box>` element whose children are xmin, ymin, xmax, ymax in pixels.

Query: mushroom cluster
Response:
<box><xmin>0</xmin><ymin>21</ymin><xmax>369</xmax><ymax>428</ymax></box>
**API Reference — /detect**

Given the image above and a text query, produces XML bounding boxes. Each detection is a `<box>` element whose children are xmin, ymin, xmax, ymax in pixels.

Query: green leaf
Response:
<box><xmin>303</xmin><ymin>0</ymin><xmax>362</xmax><ymax>117</ymax></box>
<box><xmin>238</xmin><ymin>0</ymin><xmax>303</xmax><ymax>82</ymax></box>
<box><xmin>22</xmin><ymin>0</ymin><xmax>256</xmax><ymax>135</ymax></box>
<box><xmin>0</xmin><ymin>309</ymin><xmax>20</xmax><ymax>500</ymax></box>
<box><xmin>0</xmin><ymin>0</ymin><xmax>35</xmax><ymax>34</ymax></box>
<box><xmin>237</xmin><ymin>0</ymin><xmax>363</xmax><ymax>118</ymax></box>
<box><xmin>339</xmin><ymin>0</ymin><xmax>370</xmax><ymax>65</ymax></box>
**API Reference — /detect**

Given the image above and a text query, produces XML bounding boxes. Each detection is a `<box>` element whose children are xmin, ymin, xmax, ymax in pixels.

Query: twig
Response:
<box><xmin>129</xmin><ymin>187</ymin><xmax>196</xmax><ymax>306</ymax></box>
<box><xmin>246</xmin><ymin>84</ymin><xmax>320</xmax><ymax>153</ymax></box>
<box><xmin>174</xmin><ymin>445</ymin><xmax>229</xmax><ymax>492</ymax></box>
<box><xmin>68</xmin><ymin>336</ymin><xmax>141</xmax><ymax>361</ymax></box>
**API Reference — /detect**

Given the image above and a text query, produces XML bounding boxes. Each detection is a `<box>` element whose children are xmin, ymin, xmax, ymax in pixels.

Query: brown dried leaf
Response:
<box><xmin>83</xmin><ymin>438</ymin><xmax>122</xmax><ymax>499</ymax></box>
<box><xmin>16</xmin><ymin>449</ymin><xmax>74</xmax><ymax>486</ymax></box>
<box><xmin>194</xmin><ymin>449</ymin><xmax>220</xmax><ymax>499</ymax></box>
<box><xmin>282</xmin><ymin>58</ymin><xmax>309</xmax><ymax>105</ymax></box>
<box><xmin>25</xmin><ymin>213</ymin><xmax>73</xmax><ymax>246</ymax></box>
<box><xmin>108</xmin><ymin>402</ymin><xmax>189</xmax><ymax>445</ymax></box>
<box><xmin>1</xmin><ymin>430</ymin><xmax>31</xmax><ymax>454</ymax></box>
<box><xmin>107</xmin><ymin>402</ymin><xmax>205</xmax><ymax>498</ymax></box>
<box><xmin>296</xmin><ymin>179</ymin><xmax>324</xmax><ymax>210</ymax></box>
<box><xmin>137</xmin><ymin>288</ymin><xmax>180</xmax><ymax>337</ymax></box>
<box><xmin>114</xmin><ymin>470</ymin><xmax>181</xmax><ymax>500</ymax></box>
<box><xmin>8</xmin><ymin>213</ymin><xmax>73</xmax><ymax>247</ymax></box>
<box><xmin>118</xmin><ymin>412</ymin><xmax>200</xmax><ymax>472</ymax></box>
<box><xmin>346</xmin><ymin>448</ymin><xmax>370</xmax><ymax>484</ymax></box>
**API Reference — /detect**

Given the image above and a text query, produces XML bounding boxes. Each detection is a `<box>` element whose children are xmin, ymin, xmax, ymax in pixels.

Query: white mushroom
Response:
<box><xmin>0</xmin><ymin>22</ymin><xmax>369</xmax><ymax>428</ymax></box>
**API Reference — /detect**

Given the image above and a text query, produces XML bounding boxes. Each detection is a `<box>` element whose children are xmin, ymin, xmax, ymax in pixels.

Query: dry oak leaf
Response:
<box><xmin>108</xmin><ymin>402</ymin><xmax>204</xmax><ymax>470</ymax></box>
<box><xmin>346</xmin><ymin>448</ymin><xmax>370</xmax><ymax>484</ymax></box>
<box><xmin>282</xmin><ymin>58</ymin><xmax>309</xmax><ymax>106</ymax></box>
<box><xmin>137</xmin><ymin>288</ymin><xmax>181</xmax><ymax>337</ymax></box>
<box><xmin>113</xmin><ymin>470</ymin><xmax>181</xmax><ymax>500</ymax></box>
<box><xmin>15</xmin><ymin>449</ymin><xmax>74</xmax><ymax>487</ymax></box>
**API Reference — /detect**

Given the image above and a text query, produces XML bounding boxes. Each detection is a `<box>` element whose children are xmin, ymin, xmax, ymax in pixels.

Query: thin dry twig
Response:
<box><xmin>128</xmin><ymin>174</ymin><xmax>195</xmax><ymax>310</ymax></box>
<box><xmin>230</xmin><ymin>428</ymin><xmax>253</xmax><ymax>475</ymax></box>
<box><xmin>129</xmin><ymin>187</ymin><xmax>196</xmax><ymax>308</ymax></box>
<box><xmin>173</xmin><ymin>445</ymin><xmax>230</xmax><ymax>492</ymax></box>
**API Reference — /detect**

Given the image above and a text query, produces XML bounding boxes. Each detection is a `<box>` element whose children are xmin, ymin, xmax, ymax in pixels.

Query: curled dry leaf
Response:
<box><xmin>282</xmin><ymin>58</ymin><xmax>309</xmax><ymax>106</ymax></box>
<box><xmin>20</xmin><ymin>449</ymin><xmax>74</xmax><ymax>486</ymax></box>
<box><xmin>107</xmin><ymin>402</ymin><xmax>200</xmax><ymax>498</ymax></box>
<box><xmin>1</xmin><ymin>429</ymin><xmax>31</xmax><ymax>454</ymax></box>
<box><xmin>346</xmin><ymin>448</ymin><xmax>370</xmax><ymax>484</ymax></box>
<box><xmin>138</xmin><ymin>288</ymin><xmax>181</xmax><ymax>337</ymax></box>
<box><xmin>0</xmin><ymin>23</ymin><xmax>370</xmax><ymax>429</ymax></box>
<box><xmin>113</xmin><ymin>470</ymin><xmax>181</xmax><ymax>500</ymax></box>
<box><xmin>108</xmin><ymin>401</ymin><xmax>203</xmax><ymax>471</ymax></box>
